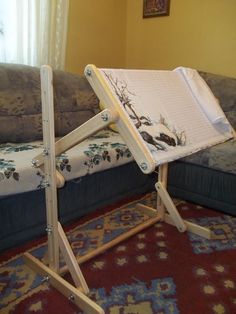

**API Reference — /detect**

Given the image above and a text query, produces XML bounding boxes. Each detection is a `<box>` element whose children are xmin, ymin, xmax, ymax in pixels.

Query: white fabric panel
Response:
<box><xmin>175</xmin><ymin>67</ymin><xmax>231</xmax><ymax>132</ymax></box>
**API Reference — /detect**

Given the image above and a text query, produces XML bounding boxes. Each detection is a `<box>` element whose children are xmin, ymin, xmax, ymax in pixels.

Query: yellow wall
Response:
<box><xmin>65</xmin><ymin>0</ymin><xmax>236</xmax><ymax>78</ymax></box>
<box><xmin>65</xmin><ymin>0</ymin><xmax>127</xmax><ymax>74</ymax></box>
<box><xmin>126</xmin><ymin>0</ymin><xmax>236</xmax><ymax>77</ymax></box>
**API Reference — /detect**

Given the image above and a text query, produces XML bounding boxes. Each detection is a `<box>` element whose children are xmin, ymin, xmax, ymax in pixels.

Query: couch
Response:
<box><xmin>0</xmin><ymin>64</ymin><xmax>235</xmax><ymax>252</ymax></box>
<box><xmin>0</xmin><ymin>64</ymin><xmax>156</xmax><ymax>252</ymax></box>
<box><xmin>168</xmin><ymin>71</ymin><xmax>236</xmax><ymax>215</ymax></box>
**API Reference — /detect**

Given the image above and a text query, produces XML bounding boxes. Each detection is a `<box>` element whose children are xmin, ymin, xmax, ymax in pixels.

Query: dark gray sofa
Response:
<box><xmin>0</xmin><ymin>64</ymin><xmax>156</xmax><ymax>252</ymax></box>
<box><xmin>0</xmin><ymin>64</ymin><xmax>235</xmax><ymax>252</ymax></box>
<box><xmin>168</xmin><ymin>72</ymin><xmax>236</xmax><ymax>215</ymax></box>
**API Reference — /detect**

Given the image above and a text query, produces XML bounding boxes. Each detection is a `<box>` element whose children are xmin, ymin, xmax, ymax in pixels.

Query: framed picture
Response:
<box><xmin>143</xmin><ymin>0</ymin><xmax>170</xmax><ymax>18</ymax></box>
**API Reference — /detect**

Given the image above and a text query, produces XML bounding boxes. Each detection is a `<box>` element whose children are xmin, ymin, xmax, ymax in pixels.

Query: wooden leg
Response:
<box><xmin>33</xmin><ymin>65</ymin><xmax>103</xmax><ymax>313</ymax></box>
<box><xmin>156</xmin><ymin>164</ymin><xmax>168</xmax><ymax>219</ymax></box>
<box><xmin>156</xmin><ymin>181</ymin><xmax>187</xmax><ymax>233</ymax></box>
<box><xmin>41</xmin><ymin>66</ymin><xmax>60</xmax><ymax>273</ymax></box>
<box><xmin>24</xmin><ymin>253</ymin><xmax>104</xmax><ymax>314</ymax></box>
<box><xmin>155</xmin><ymin>181</ymin><xmax>212</xmax><ymax>239</ymax></box>
<box><xmin>164</xmin><ymin>214</ymin><xmax>212</xmax><ymax>239</ymax></box>
<box><xmin>58</xmin><ymin>222</ymin><xmax>89</xmax><ymax>294</ymax></box>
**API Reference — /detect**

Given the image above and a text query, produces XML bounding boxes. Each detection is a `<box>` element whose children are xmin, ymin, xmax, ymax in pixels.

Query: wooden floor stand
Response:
<box><xmin>23</xmin><ymin>65</ymin><xmax>163</xmax><ymax>314</ymax></box>
<box><xmin>24</xmin><ymin>65</ymin><xmax>212</xmax><ymax>314</ymax></box>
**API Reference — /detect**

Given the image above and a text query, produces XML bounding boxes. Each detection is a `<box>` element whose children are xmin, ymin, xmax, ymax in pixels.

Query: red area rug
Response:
<box><xmin>1</xmin><ymin>193</ymin><xmax>236</xmax><ymax>314</ymax></box>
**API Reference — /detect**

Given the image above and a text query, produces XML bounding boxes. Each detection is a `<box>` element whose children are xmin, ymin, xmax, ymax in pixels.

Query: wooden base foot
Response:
<box><xmin>164</xmin><ymin>214</ymin><xmax>212</xmax><ymax>239</ymax></box>
<box><xmin>23</xmin><ymin>253</ymin><xmax>104</xmax><ymax>314</ymax></box>
<box><xmin>136</xmin><ymin>203</ymin><xmax>212</xmax><ymax>239</ymax></box>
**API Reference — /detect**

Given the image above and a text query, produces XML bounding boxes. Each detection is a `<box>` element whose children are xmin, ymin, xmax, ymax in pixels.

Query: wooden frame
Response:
<box><xmin>85</xmin><ymin>64</ymin><xmax>212</xmax><ymax>239</ymax></box>
<box><xmin>143</xmin><ymin>0</ymin><xmax>170</xmax><ymax>18</ymax></box>
<box><xmin>24</xmin><ymin>64</ymin><xmax>212</xmax><ymax>314</ymax></box>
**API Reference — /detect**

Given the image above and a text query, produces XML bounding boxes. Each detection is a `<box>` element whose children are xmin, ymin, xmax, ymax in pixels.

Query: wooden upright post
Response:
<box><xmin>25</xmin><ymin>65</ymin><xmax>105</xmax><ymax>314</ymax></box>
<box><xmin>41</xmin><ymin>65</ymin><xmax>60</xmax><ymax>272</ymax></box>
<box><xmin>156</xmin><ymin>164</ymin><xmax>168</xmax><ymax>220</ymax></box>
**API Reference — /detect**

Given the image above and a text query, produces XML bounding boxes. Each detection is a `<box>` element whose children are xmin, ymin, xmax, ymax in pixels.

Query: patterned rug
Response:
<box><xmin>1</xmin><ymin>193</ymin><xmax>236</xmax><ymax>314</ymax></box>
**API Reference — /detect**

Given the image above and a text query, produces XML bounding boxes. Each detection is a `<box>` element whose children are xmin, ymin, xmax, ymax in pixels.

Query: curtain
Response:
<box><xmin>0</xmin><ymin>0</ymin><xmax>69</xmax><ymax>69</ymax></box>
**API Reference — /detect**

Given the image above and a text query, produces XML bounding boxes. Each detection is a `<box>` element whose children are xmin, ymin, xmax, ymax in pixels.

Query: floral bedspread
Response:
<box><xmin>0</xmin><ymin>130</ymin><xmax>133</xmax><ymax>197</ymax></box>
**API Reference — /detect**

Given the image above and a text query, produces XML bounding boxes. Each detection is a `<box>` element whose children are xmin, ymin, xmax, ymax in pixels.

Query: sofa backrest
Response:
<box><xmin>199</xmin><ymin>71</ymin><xmax>236</xmax><ymax>130</ymax></box>
<box><xmin>0</xmin><ymin>64</ymin><xmax>235</xmax><ymax>143</ymax></box>
<box><xmin>0</xmin><ymin>63</ymin><xmax>99</xmax><ymax>143</ymax></box>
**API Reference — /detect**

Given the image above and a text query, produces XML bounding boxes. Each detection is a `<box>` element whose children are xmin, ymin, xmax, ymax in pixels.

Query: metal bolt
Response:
<box><xmin>31</xmin><ymin>159</ymin><xmax>39</xmax><ymax>167</ymax></box>
<box><xmin>68</xmin><ymin>294</ymin><xmax>75</xmax><ymax>302</ymax></box>
<box><xmin>46</xmin><ymin>225</ymin><xmax>52</xmax><ymax>235</ymax></box>
<box><xmin>42</xmin><ymin>180</ymin><xmax>50</xmax><ymax>188</ymax></box>
<box><xmin>41</xmin><ymin>275</ymin><xmax>50</xmax><ymax>284</ymax></box>
<box><xmin>43</xmin><ymin>148</ymin><xmax>49</xmax><ymax>156</ymax></box>
<box><xmin>86</xmin><ymin>68</ymin><xmax>92</xmax><ymax>76</ymax></box>
<box><xmin>101</xmin><ymin>112</ymin><xmax>109</xmax><ymax>121</ymax></box>
<box><xmin>140</xmin><ymin>162</ymin><xmax>148</xmax><ymax>171</ymax></box>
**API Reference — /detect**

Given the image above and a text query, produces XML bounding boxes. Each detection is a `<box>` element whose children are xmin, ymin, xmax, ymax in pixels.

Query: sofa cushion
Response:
<box><xmin>181</xmin><ymin>138</ymin><xmax>236</xmax><ymax>175</ymax></box>
<box><xmin>0</xmin><ymin>63</ymin><xmax>99</xmax><ymax>143</ymax></box>
<box><xmin>199</xmin><ymin>71</ymin><xmax>236</xmax><ymax>129</ymax></box>
<box><xmin>224</xmin><ymin>111</ymin><xmax>236</xmax><ymax>130</ymax></box>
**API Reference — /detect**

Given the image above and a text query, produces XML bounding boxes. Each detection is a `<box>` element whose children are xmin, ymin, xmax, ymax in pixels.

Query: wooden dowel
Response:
<box><xmin>59</xmin><ymin>213</ymin><xmax>161</xmax><ymax>276</ymax></box>
<box><xmin>58</xmin><ymin>222</ymin><xmax>89</xmax><ymax>294</ymax></box>
<box><xmin>157</xmin><ymin>163</ymin><xmax>168</xmax><ymax>219</ymax></box>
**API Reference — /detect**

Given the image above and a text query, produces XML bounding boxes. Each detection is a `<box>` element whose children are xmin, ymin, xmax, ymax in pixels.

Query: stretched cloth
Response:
<box><xmin>86</xmin><ymin>66</ymin><xmax>233</xmax><ymax>173</ymax></box>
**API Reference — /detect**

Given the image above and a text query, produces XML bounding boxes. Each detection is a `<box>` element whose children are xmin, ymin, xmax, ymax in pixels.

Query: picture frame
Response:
<box><xmin>143</xmin><ymin>0</ymin><xmax>170</xmax><ymax>18</ymax></box>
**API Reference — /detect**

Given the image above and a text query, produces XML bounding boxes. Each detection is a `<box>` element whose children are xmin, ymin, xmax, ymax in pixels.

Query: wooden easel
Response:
<box><xmin>24</xmin><ymin>65</ymin><xmax>213</xmax><ymax>314</ymax></box>
<box><xmin>85</xmin><ymin>65</ymin><xmax>212</xmax><ymax>238</ymax></box>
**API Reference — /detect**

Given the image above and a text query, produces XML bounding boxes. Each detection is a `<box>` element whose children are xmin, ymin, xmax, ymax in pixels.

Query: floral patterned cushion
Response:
<box><xmin>0</xmin><ymin>63</ymin><xmax>99</xmax><ymax>143</ymax></box>
<box><xmin>0</xmin><ymin>130</ymin><xmax>133</xmax><ymax>196</ymax></box>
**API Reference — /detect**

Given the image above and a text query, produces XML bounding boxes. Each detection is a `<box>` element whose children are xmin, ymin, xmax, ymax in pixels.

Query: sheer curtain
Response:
<box><xmin>0</xmin><ymin>0</ymin><xmax>69</xmax><ymax>69</ymax></box>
